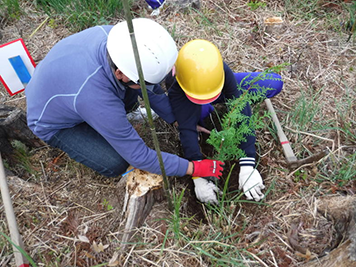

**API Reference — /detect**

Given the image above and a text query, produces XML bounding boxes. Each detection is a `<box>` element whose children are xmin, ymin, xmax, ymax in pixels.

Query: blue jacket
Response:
<box><xmin>25</xmin><ymin>25</ymin><xmax>189</xmax><ymax>176</ymax></box>
<box><xmin>166</xmin><ymin>62</ymin><xmax>256</xmax><ymax>161</ymax></box>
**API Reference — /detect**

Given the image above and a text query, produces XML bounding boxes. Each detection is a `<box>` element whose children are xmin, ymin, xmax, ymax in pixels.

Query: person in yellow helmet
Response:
<box><xmin>166</xmin><ymin>39</ymin><xmax>283</xmax><ymax>204</ymax></box>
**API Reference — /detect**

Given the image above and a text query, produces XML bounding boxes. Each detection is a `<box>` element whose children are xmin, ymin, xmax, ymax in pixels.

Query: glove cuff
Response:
<box><xmin>239</xmin><ymin>157</ymin><xmax>255</xmax><ymax>167</ymax></box>
<box><xmin>192</xmin><ymin>176</ymin><xmax>200</xmax><ymax>180</ymax></box>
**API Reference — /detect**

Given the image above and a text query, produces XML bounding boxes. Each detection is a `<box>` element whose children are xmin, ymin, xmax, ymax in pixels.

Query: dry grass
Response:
<box><xmin>1</xmin><ymin>0</ymin><xmax>356</xmax><ymax>266</ymax></box>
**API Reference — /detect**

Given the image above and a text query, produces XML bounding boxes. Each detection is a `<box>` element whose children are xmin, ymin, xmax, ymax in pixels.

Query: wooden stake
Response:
<box><xmin>121</xmin><ymin>0</ymin><xmax>172</xmax><ymax>210</ymax></box>
<box><xmin>0</xmin><ymin>153</ymin><xmax>29</xmax><ymax>267</ymax></box>
<box><xmin>264</xmin><ymin>99</ymin><xmax>298</xmax><ymax>164</ymax></box>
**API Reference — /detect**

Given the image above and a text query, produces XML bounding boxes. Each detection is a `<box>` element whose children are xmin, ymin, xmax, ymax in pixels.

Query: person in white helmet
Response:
<box><xmin>25</xmin><ymin>18</ymin><xmax>224</xmax><ymax>180</ymax></box>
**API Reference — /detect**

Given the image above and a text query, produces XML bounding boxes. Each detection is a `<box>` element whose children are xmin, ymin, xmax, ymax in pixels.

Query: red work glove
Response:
<box><xmin>192</xmin><ymin>159</ymin><xmax>224</xmax><ymax>179</ymax></box>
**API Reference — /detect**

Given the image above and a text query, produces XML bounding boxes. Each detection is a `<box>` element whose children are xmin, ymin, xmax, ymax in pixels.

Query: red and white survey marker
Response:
<box><xmin>0</xmin><ymin>38</ymin><xmax>36</xmax><ymax>96</ymax></box>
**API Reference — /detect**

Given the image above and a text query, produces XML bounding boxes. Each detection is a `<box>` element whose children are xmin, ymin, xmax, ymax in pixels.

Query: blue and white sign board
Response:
<box><xmin>0</xmin><ymin>38</ymin><xmax>36</xmax><ymax>96</ymax></box>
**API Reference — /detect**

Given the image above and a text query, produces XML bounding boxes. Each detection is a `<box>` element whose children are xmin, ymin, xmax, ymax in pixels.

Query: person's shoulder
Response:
<box><xmin>223</xmin><ymin>61</ymin><xmax>233</xmax><ymax>72</ymax></box>
<box><xmin>76</xmin><ymin>25</ymin><xmax>113</xmax><ymax>37</ymax></box>
<box><xmin>89</xmin><ymin>25</ymin><xmax>113</xmax><ymax>34</ymax></box>
<box><xmin>97</xmin><ymin>25</ymin><xmax>114</xmax><ymax>30</ymax></box>
<box><xmin>166</xmin><ymin>73</ymin><xmax>183</xmax><ymax>92</ymax></box>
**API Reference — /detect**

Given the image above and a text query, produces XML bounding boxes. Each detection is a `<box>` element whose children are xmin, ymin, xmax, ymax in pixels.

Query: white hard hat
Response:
<box><xmin>107</xmin><ymin>18</ymin><xmax>178</xmax><ymax>84</ymax></box>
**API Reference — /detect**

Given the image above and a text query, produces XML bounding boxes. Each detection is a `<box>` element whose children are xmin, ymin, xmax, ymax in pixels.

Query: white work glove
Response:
<box><xmin>193</xmin><ymin>177</ymin><xmax>221</xmax><ymax>205</ymax></box>
<box><xmin>239</xmin><ymin>158</ymin><xmax>265</xmax><ymax>201</ymax></box>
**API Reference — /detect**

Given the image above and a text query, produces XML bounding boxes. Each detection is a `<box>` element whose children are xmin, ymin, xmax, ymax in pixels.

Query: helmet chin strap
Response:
<box><xmin>120</xmin><ymin>80</ymin><xmax>137</xmax><ymax>87</ymax></box>
<box><xmin>120</xmin><ymin>77</ymin><xmax>160</xmax><ymax>88</ymax></box>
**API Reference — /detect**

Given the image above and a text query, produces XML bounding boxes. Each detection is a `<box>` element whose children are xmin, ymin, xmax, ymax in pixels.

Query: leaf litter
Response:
<box><xmin>0</xmin><ymin>0</ymin><xmax>355</xmax><ymax>266</ymax></box>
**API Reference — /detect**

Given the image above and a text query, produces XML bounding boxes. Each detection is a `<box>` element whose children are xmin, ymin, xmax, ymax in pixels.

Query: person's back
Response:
<box><xmin>26</xmin><ymin>25</ymin><xmax>117</xmax><ymax>141</ymax></box>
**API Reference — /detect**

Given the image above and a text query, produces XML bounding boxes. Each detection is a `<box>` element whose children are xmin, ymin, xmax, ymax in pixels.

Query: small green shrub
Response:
<box><xmin>207</xmin><ymin>70</ymin><xmax>283</xmax><ymax>161</ymax></box>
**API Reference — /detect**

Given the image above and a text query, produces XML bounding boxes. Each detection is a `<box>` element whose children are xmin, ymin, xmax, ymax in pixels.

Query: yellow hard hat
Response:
<box><xmin>175</xmin><ymin>39</ymin><xmax>224</xmax><ymax>104</ymax></box>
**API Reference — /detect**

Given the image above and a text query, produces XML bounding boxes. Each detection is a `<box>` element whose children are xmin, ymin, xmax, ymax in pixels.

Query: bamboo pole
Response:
<box><xmin>0</xmin><ymin>153</ymin><xmax>29</xmax><ymax>267</ymax></box>
<box><xmin>122</xmin><ymin>0</ymin><xmax>172</xmax><ymax>210</ymax></box>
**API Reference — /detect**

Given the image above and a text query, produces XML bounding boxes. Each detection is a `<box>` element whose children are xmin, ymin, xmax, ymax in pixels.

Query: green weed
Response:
<box><xmin>11</xmin><ymin>140</ymin><xmax>37</xmax><ymax>176</ymax></box>
<box><xmin>343</xmin><ymin>1</ymin><xmax>356</xmax><ymax>42</ymax></box>
<box><xmin>293</xmin><ymin>169</ymin><xmax>307</xmax><ymax>182</ymax></box>
<box><xmin>160</xmin><ymin>169</ymin><xmax>270</xmax><ymax>266</ymax></box>
<box><xmin>317</xmin><ymin>153</ymin><xmax>356</xmax><ymax>186</ymax></box>
<box><xmin>0</xmin><ymin>232</ymin><xmax>37</xmax><ymax>266</ymax></box>
<box><xmin>283</xmin><ymin>0</ymin><xmax>351</xmax><ymax>22</ymax></box>
<box><xmin>290</xmin><ymin>86</ymin><xmax>323</xmax><ymax>130</ymax></box>
<box><xmin>0</xmin><ymin>0</ymin><xmax>21</xmax><ymax>20</ymax></box>
<box><xmin>283</xmin><ymin>0</ymin><xmax>323</xmax><ymax>20</ymax></box>
<box><xmin>335</xmin><ymin>153</ymin><xmax>356</xmax><ymax>185</ymax></box>
<box><xmin>247</xmin><ymin>0</ymin><xmax>267</xmax><ymax>11</ymax></box>
<box><xmin>102</xmin><ymin>198</ymin><xmax>113</xmax><ymax>211</ymax></box>
<box><xmin>335</xmin><ymin>82</ymin><xmax>356</xmax><ymax>144</ymax></box>
<box><xmin>34</xmin><ymin>0</ymin><xmax>127</xmax><ymax>32</ymax></box>
<box><xmin>163</xmin><ymin>189</ymin><xmax>249</xmax><ymax>266</ymax></box>
<box><xmin>0</xmin><ymin>225</ymin><xmax>11</xmax><ymax>260</ymax></box>
<box><xmin>163</xmin><ymin>188</ymin><xmax>194</xmax><ymax>244</ymax></box>
<box><xmin>187</xmin><ymin>7</ymin><xmax>223</xmax><ymax>37</ymax></box>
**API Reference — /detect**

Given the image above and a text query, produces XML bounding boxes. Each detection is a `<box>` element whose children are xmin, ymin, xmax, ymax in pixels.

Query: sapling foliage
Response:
<box><xmin>207</xmin><ymin>69</ymin><xmax>284</xmax><ymax>161</ymax></box>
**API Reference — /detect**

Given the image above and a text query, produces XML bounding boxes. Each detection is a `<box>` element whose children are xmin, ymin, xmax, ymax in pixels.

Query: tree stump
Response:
<box><xmin>120</xmin><ymin>167</ymin><xmax>164</xmax><ymax>247</ymax></box>
<box><xmin>0</xmin><ymin>105</ymin><xmax>43</xmax><ymax>161</ymax></box>
<box><xmin>304</xmin><ymin>196</ymin><xmax>356</xmax><ymax>267</ymax></box>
